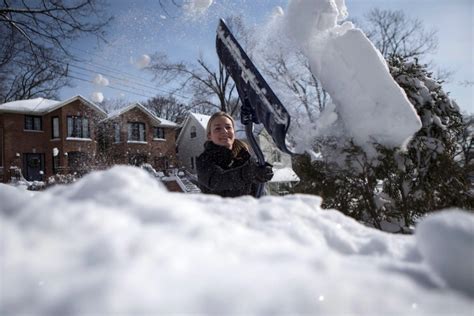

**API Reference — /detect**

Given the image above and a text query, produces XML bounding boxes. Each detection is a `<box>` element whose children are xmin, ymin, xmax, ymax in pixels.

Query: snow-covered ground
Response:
<box><xmin>1</xmin><ymin>166</ymin><xmax>473</xmax><ymax>315</ymax></box>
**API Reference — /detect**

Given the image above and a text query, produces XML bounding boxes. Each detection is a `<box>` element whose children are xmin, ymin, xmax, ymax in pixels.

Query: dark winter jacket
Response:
<box><xmin>196</xmin><ymin>141</ymin><xmax>258</xmax><ymax>197</ymax></box>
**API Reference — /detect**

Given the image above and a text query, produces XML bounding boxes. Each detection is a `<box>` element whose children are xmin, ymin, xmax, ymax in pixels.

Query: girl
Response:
<box><xmin>196</xmin><ymin>111</ymin><xmax>273</xmax><ymax>197</ymax></box>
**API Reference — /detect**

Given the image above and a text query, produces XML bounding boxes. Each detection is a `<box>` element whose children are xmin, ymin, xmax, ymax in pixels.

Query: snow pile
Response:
<box><xmin>1</xmin><ymin>166</ymin><xmax>473</xmax><ymax>315</ymax></box>
<box><xmin>259</xmin><ymin>0</ymin><xmax>422</xmax><ymax>157</ymax></box>
<box><xmin>416</xmin><ymin>210</ymin><xmax>474</xmax><ymax>298</ymax></box>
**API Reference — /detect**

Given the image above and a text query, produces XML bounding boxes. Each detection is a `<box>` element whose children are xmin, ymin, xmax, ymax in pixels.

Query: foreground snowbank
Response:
<box><xmin>416</xmin><ymin>210</ymin><xmax>474</xmax><ymax>298</ymax></box>
<box><xmin>1</xmin><ymin>166</ymin><xmax>472</xmax><ymax>315</ymax></box>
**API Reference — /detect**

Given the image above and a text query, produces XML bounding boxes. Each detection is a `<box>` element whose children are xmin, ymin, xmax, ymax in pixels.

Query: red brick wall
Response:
<box><xmin>50</xmin><ymin>99</ymin><xmax>104</xmax><ymax>171</ymax></box>
<box><xmin>102</xmin><ymin>107</ymin><xmax>177</xmax><ymax>171</ymax></box>
<box><xmin>0</xmin><ymin>102</ymin><xmax>178</xmax><ymax>183</ymax></box>
<box><xmin>1</xmin><ymin>112</ymin><xmax>49</xmax><ymax>181</ymax></box>
<box><xmin>0</xmin><ymin>99</ymin><xmax>105</xmax><ymax>182</ymax></box>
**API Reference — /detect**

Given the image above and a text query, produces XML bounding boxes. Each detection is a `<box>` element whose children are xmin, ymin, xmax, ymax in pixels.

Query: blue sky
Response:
<box><xmin>60</xmin><ymin>0</ymin><xmax>473</xmax><ymax>114</ymax></box>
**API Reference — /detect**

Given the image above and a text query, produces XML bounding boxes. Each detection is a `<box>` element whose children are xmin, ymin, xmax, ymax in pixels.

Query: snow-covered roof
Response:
<box><xmin>190</xmin><ymin>112</ymin><xmax>210</xmax><ymax>129</ymax></box>
<box><xmin>156</xmin><ymin>117</ymin><xmax>179</xmax><ymax>128</ymax></box>
<box><xmin>270</xmin><ymin>167</ymin><xmax>300</xmax><ymax>183</ymax></box>
<box><xmin>0</xmin><ymin>95</ymin><xmax>107</xmax><ymax>117</ymax></box>
<box><xmin>105</xmin><ymin>102</ymin><xmax>178</xmax><ymax>128</ymax></box>
<box><xmin>0</xmin><ymin>98</ymin><xmax>60</xmax><ymax>114</ymax></box>
<box><xmin>176</xmin><ymin>112</ymin><xmax>211</xmax><ymax>144</ymax></box>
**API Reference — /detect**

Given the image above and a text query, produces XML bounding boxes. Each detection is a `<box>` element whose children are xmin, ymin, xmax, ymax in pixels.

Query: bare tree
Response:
<box><xmin>361</xmin><ymin>8</ymin><xmax>438</xmax><ymax>60</ymax></box>
<box><xmin>260</xmin><ymin>47</ymin><xmax>328</xmax><ymax>123</ymax></box>
<box><xmin>0</xmin><ymin>31</ymin><xmax>73</xmax><ymax>101</ymax></box>
<box><xmin>146</xmin><ymin>53</ymin><xmax>239</xmax><ymax>114</ymax></box>
<box><xmin>97</xmin><ymin>97</ymin><xmax>131</xmax><ymax>114</ymax></box>
<box><xmin>0</xmin><ymin>48</ymin><xmax>69</xmax><ymax>101</ymax></box>
<box><xmin>0</xmin><ymin>0</ymin><xmax>110</xmax><ymax>57</ymax></box>
<box><xmin>146</xmin><ymin>53</ymin><xmax>235</xmax><ymax>112</ymax></box>
<box><xmin>0</xmin><ymin>0</ymin><xmax>112</xmax><ymax>102</ymax></box>
<box><xmin>144</xmin><ymin>95</ymin><xmax>197</xmax><ymax>123</ymax></box>
<box><xmin>146</xmin><ymin>16</ymin><xmax>248</xmax><ymax>116</ymax></box>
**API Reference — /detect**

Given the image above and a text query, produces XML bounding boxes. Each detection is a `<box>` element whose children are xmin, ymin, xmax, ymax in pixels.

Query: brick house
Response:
<box><xmin>0</xmin><ymin>95</ymin><xmax>107</xmax><ymax>182</ymax></box>
<box><xmin>99</xmin><ymin>102</ymin><xmax>179</xmax><ymax>172</ymax></box>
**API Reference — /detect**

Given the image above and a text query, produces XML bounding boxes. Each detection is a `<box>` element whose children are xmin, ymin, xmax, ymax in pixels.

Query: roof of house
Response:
<box><xmin>0</xmin><ymin>98</ymin><xmax>59</xmax><ymax>113</ymax></box>
<box><xmin>105</xmin><ymin>102</ymin><xmax>178</xmax><ymax>128</ymax></box>
<box><xmin>176</xmin><ymin>112</ymin><xmax>211</xmax><ymax>144</ymax></box>
<box><xmin>0</xmin><ymin>95</ymin><xmax>107</xmax><ymax>116</ymax></box>
<box><xmin>190</xmin><ymin>112</ymin><xmax>211</xmax><ymax>129</ymax></box>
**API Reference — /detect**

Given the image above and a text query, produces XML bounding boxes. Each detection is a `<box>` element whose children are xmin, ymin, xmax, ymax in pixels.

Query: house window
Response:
<box><xmin>114</xmin><ymin>123</ymin><xmax>121</xmax><ymax>143</ymax></box>
<box><xmin>153</xmin><ymin>127</ymin><xmax>165</xmax><ymax>139</ymax></box>
<box><xmin>52</xmin><ymin>117</ymin><xmax>59</xmax><ymax>139</ymax></box>
<box><xmin>190</xmin><ymin>156</ymin><xmax>195</xmax><ymax>169</ymax></box>
<box><xmin>52</xmin><ymin>154</ymin><xmax>60</xmax><ymax>174</ymax></box>
<box><xmin>127</xmin><ymin>122</ymin><xmax>146</xmax><ymax>142</ymax></box>
<box><xmin>25</xmin><ymin>115</ymin><xmax>42</xmax><ymax>131</ymax></box>
<box><xmin>190</xmin><ymin>126</ymin><xmax>197</xmax><ymax>138</ymax></box>
<box><xmin>67</xmin><ymin>116</ymin><xmax>90</xmax><ymax>138</ymax></box>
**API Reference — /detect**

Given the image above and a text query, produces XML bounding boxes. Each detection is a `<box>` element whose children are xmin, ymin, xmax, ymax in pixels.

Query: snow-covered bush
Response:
<box><xmin>294</xmin><ymin>57</ymin><xmax>472</xmax><ymax>232</ymax></box>
<box><xmin>387</xmin><ymin>56</ymin><xmax>472</xmax><ymax>216</ymax></box>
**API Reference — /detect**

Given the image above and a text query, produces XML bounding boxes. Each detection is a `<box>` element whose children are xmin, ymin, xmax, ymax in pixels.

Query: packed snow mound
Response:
<box><xmin>1</xmin><ymin>166</ymin><xmax>472</xmax><ymax>315</ymax></box>
<box><xmin>282</xmin><ymin>0</ymin><xmax>421</xmax><ymax>157</ymax></box>
<box><xmin>416</xmin><ymin>210</ymin><xmax>474</xmax><ymax>298</ymax></box>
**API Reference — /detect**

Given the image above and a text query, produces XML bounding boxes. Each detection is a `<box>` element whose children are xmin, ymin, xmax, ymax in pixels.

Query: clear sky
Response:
<box><xmin>60</xmin><ymin>0</ymin><xmax>473</xmax><ymax>114</ymax></box>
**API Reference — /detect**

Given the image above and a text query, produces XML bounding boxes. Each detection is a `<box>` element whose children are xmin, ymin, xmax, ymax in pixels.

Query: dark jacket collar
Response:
<box><xmin>202</xmin><ymin>141</ymin><xmax>250</xmax><ymax>168</ymax></box>
<box><xmin>203</xmin><ymin>141</ymin><xmax>233</xmax><ymax>166</ymax></box>
<box><xmin>204</xmin><ymin>140</ymin><xmax>231</xmax><ymax>152</ymax></box>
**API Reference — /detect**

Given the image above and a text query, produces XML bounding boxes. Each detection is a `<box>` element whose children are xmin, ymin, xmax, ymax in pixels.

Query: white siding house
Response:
<box><xmin>257</xmin><ymin>129</ymin><xmax>300</xmax><ymax>195</ymax></box>
<box><xmin>176</xmin><ymin>112</ymin><xmax>210</xmax><ymax>174</ymax></box>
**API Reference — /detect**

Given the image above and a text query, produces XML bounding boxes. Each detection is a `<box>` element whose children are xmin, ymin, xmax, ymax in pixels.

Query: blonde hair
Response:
<box><xmin>206</xmin><ymin>111</ymin><xmax>249</xmax><ymax>155</ymax></box>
